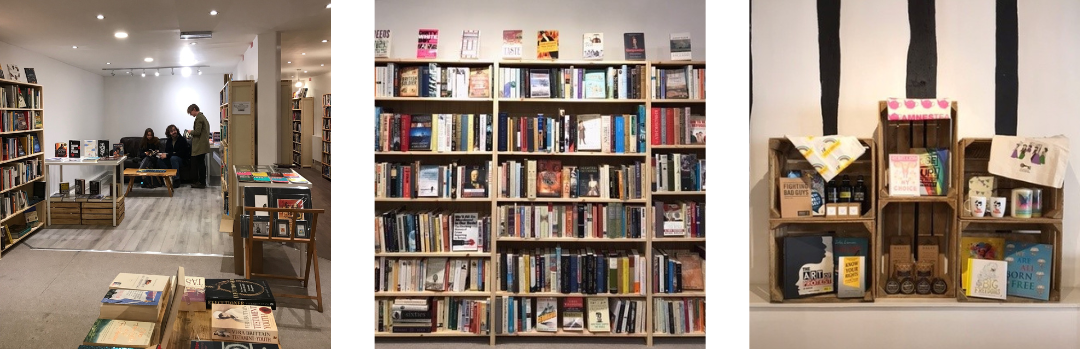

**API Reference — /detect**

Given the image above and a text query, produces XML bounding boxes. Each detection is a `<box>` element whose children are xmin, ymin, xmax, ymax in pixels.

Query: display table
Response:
<box><xmin>229</xmin><ymin>166</ymin><xmax>313</xmax><ymax>276</ymax></box>
<box><xmin>123</xmin><ymin>168</ymin><xmax>178</xmax><ymax>197</ymax></box>
<box><xmin>44</xmin><ymin>157</ymin><xmax>126</xmax><ymax>227</ymax></box>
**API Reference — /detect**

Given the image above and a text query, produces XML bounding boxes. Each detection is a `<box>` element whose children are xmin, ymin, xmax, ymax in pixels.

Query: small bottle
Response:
<box><xmin>853</xmin><ymin>175</ymin><xmax>868</xmax><ymax>214</ymax></box>
<box><xmin>839</xmin><ymin>175</ymin><xmax>853</xmax><ymax>202</ymax></box>
<box><xmin>826</xmin><ymin>179</ymin><xmax>839</xmax><ymax>204</ymax></box>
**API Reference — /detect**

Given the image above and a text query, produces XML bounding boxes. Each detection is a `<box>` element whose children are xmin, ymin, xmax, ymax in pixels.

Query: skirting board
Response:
<box><xmin>750</xmin><ymin>284</ymin><xmax>1080</xmax><ymax>349</ymax></box>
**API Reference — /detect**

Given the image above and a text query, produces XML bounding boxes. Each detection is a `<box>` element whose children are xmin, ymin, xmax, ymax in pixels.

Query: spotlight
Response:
<box><xmin>141</xmin><ymin>71</ymin><xmax>146</xmax><ymax>77</ymax></box>
<box><xmin>198</xmin><ymin>69</ymin><xmax>202</xmax><ymax>75</ymax></box>
<box><xmin>97</xmin><ymin>14</ymin><xmax>104</xmax><ymax>20</ymax></box>
<box><xmin>210</xmin><ymin>10</ymin><xmax>218</xmax><ymax>15</ymax></box>
<box><xmin>155</xmin><ymin>70</ymin><xmax>160</xmax><ymax>77</ymax></box>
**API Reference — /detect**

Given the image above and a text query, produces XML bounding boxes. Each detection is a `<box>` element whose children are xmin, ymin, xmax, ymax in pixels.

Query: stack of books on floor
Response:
<box><xmin>204</xmin><ymin>279</ymin><xmax>280</xmax><ymax>344</ymax></box>
<box><xmin>81</xmin><ymin>273</ymin><xmax>173</xmax><ymax>348</ymax></box>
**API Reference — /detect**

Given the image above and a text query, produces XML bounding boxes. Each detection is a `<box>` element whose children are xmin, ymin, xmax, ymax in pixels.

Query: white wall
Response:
<box><xmin>0</xmin><ymin>40</ymin><xmax>106</xmax><ymax>187</ymax></box>
<box><xmin>750</xmin><ymin>0</ymin><xmax>1080</xmax><ymax>290</ymax></box>
<box><xmin>374</xmin><ymin>0</ymin><xmax>706</xmax><ymax>61</ymax></box>
<box><xmin>103</xmin><ymin>74</ymin><xmax>223</xmax><ymax>141</ymax></box>
<box><xmin>256</xmin><ymin>32</ymin><xmax>281</xmax><ymax>165</ymax></box>
<box><xmin>233</xmin><ymin>38</ymin><xmax>259</xmax><ymax>81</ymax></box>
<box><xmin>306</xmin><ymin>71</ymin><xmax>331</xmax><ymax>103</ymax></box>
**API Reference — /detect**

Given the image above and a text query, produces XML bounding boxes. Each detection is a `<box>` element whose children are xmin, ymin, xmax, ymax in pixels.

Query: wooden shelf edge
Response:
<box><xmin>1</xmin><ymin>222</ymin><xmax>44</xmax><ymax>252</ymax></box>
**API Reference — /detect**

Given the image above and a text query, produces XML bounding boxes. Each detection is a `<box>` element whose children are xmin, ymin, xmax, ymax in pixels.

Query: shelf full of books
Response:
<box><xmin>220</xmin><ymin>80</ymin><xmax>256</xmax><ymax>224</ymax></box>
<box><xmin>0</xmin><ymin>77</ymin><xmax>45</xmax><ymax>255</ymax></box>
<box><xmin>373</xmin><ymin>58</ymin><xmax>706</xmax><ymax>345</ymax></box>
<box><xmin>322</xmin><ymin>94</ymin><xmax>330</xmax><ymax>180</ymax></box>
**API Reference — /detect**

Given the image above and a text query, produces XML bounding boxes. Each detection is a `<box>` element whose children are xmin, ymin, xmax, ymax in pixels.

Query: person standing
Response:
<box><xmin>186</xmin><ymin>104</ymin><xmax>210</xmax><ymax>188</ymax></box>
<box><xmin>159</xmin><ymin>124</ymin><xmax>190</xmax><ymax>185</ymax></box>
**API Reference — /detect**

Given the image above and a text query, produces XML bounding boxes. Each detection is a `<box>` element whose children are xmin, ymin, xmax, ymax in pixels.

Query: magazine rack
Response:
<box><xmin>243</xmin><ymin>206</ymin><xmax>326</xmax><ymax>312</ymax></box>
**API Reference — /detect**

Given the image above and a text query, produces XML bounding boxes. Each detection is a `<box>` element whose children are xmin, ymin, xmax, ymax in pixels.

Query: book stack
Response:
<box><xmin>204</xmin><ymin>279</ymin><xmax>277</xmax><ymax>310</ymax></box>
<box><xmin>389</xmin><ymin>299</ymin><xmax>432</xmax><ymax>333</ymax></box>
<box><xmin>191</xmin><ymin>341</ymin><xmax>281</xmax><ymax>349</ymax></box>
<box><xmin>81</xmin><ymin>273</ymin><xmax>173</xmax><ymax>348</ymax></box>
<box><xmin>210</xmin><ymin>304</ymin><xmax>280</xmax><ymax>344</ymax></box>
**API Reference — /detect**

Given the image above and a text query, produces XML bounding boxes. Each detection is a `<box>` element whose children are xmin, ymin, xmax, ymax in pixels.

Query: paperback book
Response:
<box><xmin>502</xmin><ymin>30</ymin><xmax>523</xmax><ymax>59</ymax></box>
<box><xmin>417</xmin><ymin>29</ymin><xmax>439</xmax><ymax>59</ymax></box>
<box><xmin>375</xmin><ymin>29</ymin><xmax>391</xmax><ymax>58</ymax></box>
<box><xmin>461</xmin><ymin>30</ymin><xmax>480</xmax><ymax>59</ymax></box>
<box><xmin>536</xmin><ymin>30</ymin><xmax>559</xmax><ymax>59</ymax></box>
<box><xmin>210</xmin><ymin>304</ymin><xmax>279</xmax><ymax>344</ymax></box>
<box><xmin>583</xmin><ymin>33</ymin><xmax>603</xmax><ymax>60</ymax></box>
<box><xmin>623</xmin><ymin>33</ymin><xmax>646</xmax><ymax>60</ymax></box>
<box><xmin>205</xmin><ymin>279</ymin><xmax>277</xmax><ymax>310</ymax></box>
<box><xmin>669</xmin><ymin>33</ymin><xmax>692</xmax><ymax>61</ymax></box>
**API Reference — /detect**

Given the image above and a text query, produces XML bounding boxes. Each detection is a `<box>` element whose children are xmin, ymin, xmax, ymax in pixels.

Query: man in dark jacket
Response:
<box><xmin>160</xmin><ymin>124</ymin><xmax>190</xmax><ymax>185</ymax></box>
<box><xmin>186</xmin><ymin>104</ymin><xmax>211</xmax><ymax>188</ymax></box>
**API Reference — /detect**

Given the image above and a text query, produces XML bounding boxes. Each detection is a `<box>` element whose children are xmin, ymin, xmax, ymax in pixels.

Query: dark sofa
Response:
<box><xmin>119</xmin><ymin>136</ymin><xmax>196</xmax><ymax>184</ymax></box>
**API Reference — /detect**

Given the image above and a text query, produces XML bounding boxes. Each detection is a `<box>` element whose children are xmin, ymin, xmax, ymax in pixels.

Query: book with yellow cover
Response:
<box><xmin>960</xmin><ymin>236</ymin><xmax>1005</xmax><ymax>294</ymax></box>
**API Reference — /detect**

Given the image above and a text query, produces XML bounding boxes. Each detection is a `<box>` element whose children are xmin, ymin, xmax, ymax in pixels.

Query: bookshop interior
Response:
<box><xmin>372</xmin><ymin>0</ymin><xmax>706</xmax><ymax>348</ymax></box>
<box><xmin>0</xmin><ymin>1</ymin><xmax>335</xmax><ymax>348</ymax></box>
<box><xmin>750</xmin><ymin>1</ymin><xmax>1080</xmax><ymax>348</ymax></box>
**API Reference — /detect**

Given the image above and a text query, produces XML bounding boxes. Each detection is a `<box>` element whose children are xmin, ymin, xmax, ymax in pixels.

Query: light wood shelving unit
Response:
<box><xmin>291</xmin><ymin>96</ymin><xmax>314</xmax><ymax>168</ymax></box>
<box><xmin>321</xmin><ymin>93</ymin><xmax>330</xmax><ymax>180</ymax></box>
<box><xmin>373</xmin><ymin>58</ymin><xmax>705</xmax><ymax>346</ymax></box>
<box><xmin>0</xmin><ymin>77</ymin><xmax>46</xmax><ymax>256</ymax></box>
<box><xmin>219</xmin><ymin>80</ymin><xmax>257</xmax><ymax>228</ymax></box>
<box><xmin>278</xmin><ymin>80</ymin><xmax>293</xmax><ymax>165</ymax></box>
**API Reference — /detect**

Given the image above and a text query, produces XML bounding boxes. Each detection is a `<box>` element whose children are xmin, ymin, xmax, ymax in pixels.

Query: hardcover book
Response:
<box><xmin>1005</xmin><ymin>242</ymin><xmax>1053</xmax><ymax>301</ymax></box>
<box><xmin>375</xmin><ymin>29</ymin><xmax>391</xmax><ymax>58</ymax></box>
<box><xmin>960</xmin><ymin>237</ymin><xmax>1005</xmax><ymax>295</ymax></box>
<box><xmin>98</xmin><ymin>140</ymin><xmax>110</xmax><ymax>157</ymax></box>
<box><xmin>450</xmin><ymin>212</ymin><xmax>479</xmax><ymax>252</ymax></box>
<box><xmin>210</xmin><ymin>304</ymin><xmax>280</xmax><ymax>344</ymax></box>
<box><xmin>398</xmin><ymin>66</ymin><xmax>420</xmax><ymax>97</ymax></box>
<box><xmin>424</xmin><ymin>258</ymin><xmax>449</xmax><ymax>291</ymax></box>
<box><xmin>461</xmin><ymin>30</ymin><xmax>480</xmax><ymax>59</ymax></box>
<box><xmin>782</xmin><ymin>235</ymin><xmax>834</xmax><ymax>299</ymax></box>
<box><xmin>576</xmin><ymin>166</ymin><xmax>601</xmax><ymax>197</ymax></box>
<box><xmin>417</xmin><ymin>165</ymin><xmax>440</xmax><ymax>197</ymax></box>
<box><xmin>460</xmin><ymin>165</ymin><xmax>488</xmax><ymax>198</ymax></box>
<box><xmin>69</xmin><ymin>140</ymin><xmax>81</xmax><ymax>158</ymax></box>
<box><xmin>55</xmin><ymin>142</ymin><xmax>67</xmax><ymax>157</ymax></box>
<box><xmin>575</xmin><ymin>114</ymin><xmax>602</xmax><ymax>151</ymax></box>
<box><xmin>204</xmin><ymin>279</ymin><xmax>277</xmax><ymax>310</ymax></box>
<box><xmin>888</xmin><ymin>154</ymin><xmax>921</xmax><ymax>196</ymax></box>
<box><xmin>688</xmin><ymin>115</ymin><xmax>706</xmax><ymax>144</ymax></box>
<box><xmin>536</xmin><ymin>30</ymin><xmax>559</xmax><ymax>59</ymax></box>
<box><xmin>502</xmin><ymin>30</ymin><xmax>523</xmax><ymax>59</ymax></box>
<box><xmin>82</xmin><ymin>319</ymin><xmax>154</xmax><ymax>348</ymax></box>
<box><xmin>561</xmin><ymin>297</ymin><xmax>584</xmax><ymax>331</ymax></box>
<box><xmin>416</xmin><ymin>29</ymin><xmax>439</xmax><ymax>59</ymax></box>
<box><xmin>585</xmin><ymin>297</ymin><xmax>610</xmax><ymax>332</ymax></box>
<box><xmin>529</xmin><ymin>69</ymin><xmax>551</xmax><ymax>98</ymax></box>
<box><xmin>669</xmin><ymin>32</ymin><xmax>692</xmax><ymax>61</ymax></box>
<box><xmin>536</xmin><ymin>160</ymin><xmax>562</xmax><ymax>197</ymax></box>
<box><xmin>190</xmin><ymin>341</ymin><xmax>281</xmax><ymax>349</ymax></box>
<box><xmin>409</xmin><ymin>114</ymin><xmax>433</xmax><ymax>150</ymax></box>
<box><xmin>966</xmin><ymin>259</ymin><xmax>1007</xmax><ymax>300</ymax></box>
<box><xmin>535</xmin><ymin>297</ymin><xmax>558</xmax><ymax>332</ymax></box>
<box><xmin>623</xmin><ymin>33</ymin><xmax>646</xmax><ymax>60</ymax></box>
<box><xmin>583</xmin><ymin>33</ymin><xmax>603</xmax><ymax>60</ymax></box>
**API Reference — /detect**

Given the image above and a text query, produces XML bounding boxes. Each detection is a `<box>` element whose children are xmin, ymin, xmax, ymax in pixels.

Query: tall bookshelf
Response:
<box><xmin>0</xmin><ymin>77</ymin><xmax>46</xmax><ymax>256</ymax></box>
<box><xmin>219</xmin><ymin>80</ymin><xmax>257</xmax><ymax>227</ymax></box>
<box><xmin>321</xmin><ymin>93</ymin><xmax>330</xmax><ymax>180</ymax></box>
<box><xmin>279</xmin><ymin>80</ymin><xmax>293</xmax><ymax>165</ymax></box>
<box><xmin>291</xmin><ymin>97</ymin><xmax>315</xmax><ymax>168</ymax></box>
<box><xmin>373</xmin><ymin>59</ymin><xmax>706</xmax><ymax>346</ymax></box>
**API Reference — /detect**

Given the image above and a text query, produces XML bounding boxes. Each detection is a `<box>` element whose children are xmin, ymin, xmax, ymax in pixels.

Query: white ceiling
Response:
<box><xmin>0</xmin><ymin>0</ymin><xmax>331</xmax><ymax>77</ymax></box>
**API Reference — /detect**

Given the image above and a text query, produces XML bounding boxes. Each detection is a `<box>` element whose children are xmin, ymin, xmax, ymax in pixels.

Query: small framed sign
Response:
<box><xmin>232</xmin><ymin>101</ymin><xmax>252</xmax><ymax>115</ymax></box>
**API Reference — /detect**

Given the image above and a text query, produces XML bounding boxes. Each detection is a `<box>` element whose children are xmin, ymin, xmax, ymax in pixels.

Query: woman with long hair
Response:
<box><xmin>160</xmin><ymin>124</ymin><xmax>190</xmax><ymax>185</ymax></box>
<box><xmin>137</xmin><ymin>128</ymin><xmax>165</xmax><ymax>188</ymax></box>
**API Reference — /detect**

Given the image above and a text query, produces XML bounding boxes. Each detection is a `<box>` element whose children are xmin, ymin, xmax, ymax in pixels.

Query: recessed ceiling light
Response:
<box><xmin>301</xmin><ymin>53</ymin><xmax>306</xmax><ymax>55</ymax></box>
<box><xmin>210</xmin><ymin>10</ymin><xmax>218</xmax><ymax>15</ymax></box>
<box><xmin>115</xmin><ymin>32</ymin><xmax>128</xmax><ymax>38</ymax></box>
<box><xmin>198</xmin><ymin>69</ymin><xmax>202</xmax><ymax>75</ymax></box>
<box><xmin>326</xmin><ymin>3</ymin><xmax>331</xmax><ymax>8</ymax></box>
<box><xmin>190</xmin><ymin>42</ymin><xmax>197</xmax><ymax>45</ymax></box>
<box><xmin>287</xmin><ymin>61</ymin><xmax>291</xmax><ymax>64</ymax></box>
<box><xmin>155</xmin><ymin>71</ymin><xmax>160</xmax><ymax>77</ymax></box>
<box><xmin>97</xmin><ymin>14</ymin><xmax>104</xmax><ymax>20</ymax></box>
<box><xmin>107</xmin><ymin>62</ymin><xmax>111</xmax><ymax>65</ymax></box>
<box><xmin>322</xmin><ymin>40</ymin><xmax>327</xmax><ymax>43</ymax></box>
<box><xmin>321</xmin><ymin>64</ymin><xmax>324</xmax><ymax>66</ymax></box>
<box><xmin>145</xmin><ymin>57</ymin><xmax>154</xmax><ymax>62</ymax></box>
<box><xmin>72</xmin><ymin>46</ymin><xmax>78</xmax><ymax>49</ymax></box>
<box><xmin>141</xmin><ymin>72</ymin><xmax>146</xmax><ymax>77</ymax></box>
<box><xmin>304</xmin><ymin>71</ymin><xmax>308</xmax><ymax>73</ymax></box>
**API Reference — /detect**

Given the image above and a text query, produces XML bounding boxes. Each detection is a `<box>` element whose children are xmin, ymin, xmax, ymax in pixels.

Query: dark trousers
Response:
<box><xmin>193</xmin><ymin>153</ymin><xmax>207</xmax><ymax>185</ymax></box>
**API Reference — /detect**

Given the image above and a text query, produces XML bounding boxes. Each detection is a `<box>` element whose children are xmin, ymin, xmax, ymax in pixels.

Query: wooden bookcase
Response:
<box><xmin>321</xmin><ymin>94</ymin><xmax>330</xmax><ymax>180</ymax></box>
<box><xmin>219</xmin><ymin>80</ymin><xmax>257</xmax><ymax>227</ymax></box>
<box><xmin>766</xmin><ymin>137</ymin><xmax>876</xmax><ymax>303</ymax></box>
<box><xmin>373</xmin><ymin>58</ymin><xmax>705</xmax><ymax>346</ymax></box>
<box><xmin>0</xmin><ymin>77</ymin><xmax>46</xmax><ymax>256</ymax></box>
<box><xmin>954</xmin><ymin>138</ymin><xmax>1064</xmax><ymax>302</ymax></box>
<box><xmin>291</xmin><ymin>97</ymin><xmax>314</xmax><ymax>168</ymax></box>
<box><xmin>278</xmin><ymin>80</ymin><xmax>293</xmax><ymax>165</ymax></box>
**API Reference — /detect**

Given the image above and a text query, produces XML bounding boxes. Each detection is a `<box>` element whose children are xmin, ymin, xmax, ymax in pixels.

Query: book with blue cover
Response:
<box><xmin>1005</xmin><ymin>241</ymin><xmax>1053</xmax><ymax>301</ymax></box>
<box><xmin>101</xmin><ymin>289</ymin><xmax>161</xmax><ymax>306</ymax></box>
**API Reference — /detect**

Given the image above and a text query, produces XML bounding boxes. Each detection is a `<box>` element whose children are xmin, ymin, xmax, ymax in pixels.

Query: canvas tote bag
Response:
<box><xmin>786</xmin><ymin>135</ymin><xmax>867</xmax><ymax>182</ymax></box>
<box><xmin>988</xmin><ymin>135</ymin><xmax>1069</xmax><ymax>188</ymax></box>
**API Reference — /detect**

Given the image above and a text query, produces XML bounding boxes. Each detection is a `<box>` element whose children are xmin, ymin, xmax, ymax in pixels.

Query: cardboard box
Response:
<box><xmin>889</xmin><ymin>236</ymin><xmax>913</xmax><ymax>276</ymax></box>
<box><xmin>779</xmin><ymin>177</ymin><xmax>813</xmax><ymax>218</ymax></box>
<box><xmin>917</xmin><ymin>236</ymin><xmax>942</xmax><ymax>277</ymax></box>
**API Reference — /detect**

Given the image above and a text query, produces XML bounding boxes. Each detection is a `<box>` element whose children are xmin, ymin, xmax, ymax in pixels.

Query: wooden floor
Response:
<box><xmin>295</xmin><ymin>167</ymin><xmax>330</xmax><ymax>260</ymax></box>
<box><xmin>23</xmin><ymin>184</ymin><xmax>233</xmax><ymax>256</ymax></box>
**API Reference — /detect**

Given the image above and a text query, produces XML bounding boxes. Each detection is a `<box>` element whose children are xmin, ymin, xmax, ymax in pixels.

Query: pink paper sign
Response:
<box><xmin>886</xmin><ymin>98</ymin><xmax>952</xmax><ymax>121</ymax></box>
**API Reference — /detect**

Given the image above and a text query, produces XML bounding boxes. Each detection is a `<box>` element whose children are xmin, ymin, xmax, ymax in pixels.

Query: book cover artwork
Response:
<box><xmin>375</xmin><ymin>29</ymin><xmax>391</xmax><ymax>58</ymax></box>
<box><xmin>451</xmin><ymin>212</ymin><xmax>479</xmax><ymax>251</ymax></box>
<box><xmin>623</xmin><ymin>33</ymin><xmax>646</xmax><ymax>60</ymax></box>
<box><xmin>461</xmin><ymin>30</ymin><xmax>480</xmax><ymax>59</ymax></box>
<box><xmin>1004</xmin><ymin>242</ymin><xmax>1052</xmax><ymax>301</ymax></box>
<box><xmin>583</xmin><ymin>33</ymin><xmax>603</xmax><ymax>60</ymax></box>
<box><xmin>537</xmin><ymin>30</ymin><xmax>559</xmax><ymax>59</ymax></box>
<box><xmin>888</xmin><ymin>154</ymin><xmax>921</xmax><ymax>196</ymax></box>
<box><xmin>967</xmin><ymin>259</ymin><xmax>1007</xmax><ymax>300</ymax></box>
<box><xmin>783</xmin><ymin>235</ymin><xmax>834</xmax><ymax>298</ymax></box>
<box><xmin>502</xmin><ymin>30</ymin><xmax>523</xmax><ymax>59</ymax></box>
<box><xmin>669</xmin><ymin>33</ymin><xmax>691</xmax><ymax>61</ymax></box>
<box><xmin>417</xmin><ymin>29</ymin><xmax>439</xmax><ymax>59</ymax></box>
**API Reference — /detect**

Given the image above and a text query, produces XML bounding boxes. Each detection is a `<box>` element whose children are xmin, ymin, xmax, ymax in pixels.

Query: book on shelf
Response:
<box><xmin>376</xmin><ymin>257</ymin><xmax>488</xmax><ymax>292</ymax></box>
<box><xmin>204</xmin><ymin>279</ymin><xmax>277</xmax><ymax>310</ymax></box>
<box><xmin>497</xmin><ymin>203</ymin><xmax>646</xmax><ymax>239</ymax></box>
<box><xmin>669</xmin><ymin>33</ymin><xmax>692</xmax><ymax>61</ymax></box>
<box><xmin>888</xmin><ymin>154</ymin><xmax>921</xmax><ymax>196</ymax></box>
<box><xmin>653</xmin><ymin>298</ymin><xmax>704</xmax><ymax>334</ymax></box>
<box><xmin>502</xmin><ymin>30</ymin><xmax>523</xmax><ymax>60</ymax></box>
<box><xmin>623</xmin><ymin>33</ymin><xmax>646</xmax><ymax>60</ymax></box>
<box><xmin>650</xmin><ymin>107</ymin><xmax>706</xmax><ymax>145</ymax></box>
<box><xmin>583</xmin><ymin>33</ymin><xmax>604</xmax><ymax>60</ymax></box>
<box><xmin>562</xmin><ymin>297</ymin><xmax>584</xmax><ymax>331</ymax></box>
<box><xmin>375</xmin><ymin>29</ymin><xmax>391</xmax><ymax>58</ymax></box>
<box><xmin>652</xmin><ymin>154</ymin><xmax>704</xmax><ymax>192</ymax></box>
<box><xmin>586</xmin><ymin>297</ymin><xmax>611</xmax><ymax>332</ymax></box>
<box><xmin>653</xmin><ymin>201</ymin><xmax>704</xmax><ymax>238</ymax></box>
<box><xmin>965</xmin><ymin>259</ymin><xmax>1007</xmax><ymax>300</ymax></box>
<box><xmin>651</xmin><ymin>66</ymin><xmax>705</xmax><ymax>100</ymax></box>
<box><xmin>376</xmin><ymin>112</ymin><xmax>493</xmax><ymax>152</ymax></box>
<box><xmin>210</xmin><ymin>304</ymin><xmax>279</xmax><ymax>344</ymax></box>
<box><xmin>375</xmin><ymin>210</ymin><xmax>490</xmax><ymax>253</ymax></box>
<box><xmin>460</xmin><ymin>30</ymin><xmax>480</xmax><ymax>59</ymax></box>
<box><xmin>496</xmin><ymin>111</ymin><xmax>647</xmax><ymax>154</ymax></box>
<box><xmin>375</xmin><ymin>161</ymin><xmax>492</xmax><ymax>199</ymax></box>
<box><xmin>782</xmin><ymin>235</ymin><xmax>834</xmax><ymax>299</ymax></box>
<box><xmin>416</xmin><ymin>29</ymin><xmax>439</xmax><ymax>59</ymax></box>
<box><xmin>376</xmin><ymin>298</ymin><xmax>490</xmax><ymax>334</ymax></box>
<box><xmin>536</xmin><ymin>30</ymin><xmax>559</xmax><ymax>59</ymax></box>
<box><xmin>960</xmin><ymin>236</ymin><xmax>1004</xmax><ymax>295</ymax></box>
<box><xmin>535</xmin><ymin>297</ymin><xmax>558</xmax><ymax>332</ymax></box>
<box><xmin>498</xmin><ymin>247</ymin><xmax>646</xmax><ymax>295</ymax></box>
<box><xmin>1005</xmin><ymin>242</ymin><xmax>1053</xmax><ymax>301</ymax></box>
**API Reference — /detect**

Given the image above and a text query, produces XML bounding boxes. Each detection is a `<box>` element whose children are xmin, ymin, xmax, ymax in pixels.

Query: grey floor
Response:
<box><xmin>26</xmin><ymin>183</ymin><xmax>233</xmax><ymax>255</ymax></box>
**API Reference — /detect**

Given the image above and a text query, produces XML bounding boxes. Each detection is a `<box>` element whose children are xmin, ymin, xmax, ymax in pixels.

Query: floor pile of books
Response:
<box><xmin>78</xmin><ymin>272</ymin><xmax>283</xmax><ymax>349</ymax></box>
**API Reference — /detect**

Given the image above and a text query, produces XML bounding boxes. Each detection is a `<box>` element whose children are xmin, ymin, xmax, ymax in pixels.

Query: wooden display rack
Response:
<box><xmin>767</xmin><ymin>220</ymin><xmax>876</xmax><ymax>303</ymax></box>
<box><xmin>219</xmin><ymin>80</ymin><xmax>257</xmax><ymax>225</ymax></box>
<box><xmin>767</xmin><ymin>137</ymin><xmax>876</xmax><ymax>221</ymax></box>
<box><xmin>955</xmin><ymin>221</ymin><xmax>1062</xmax><ymax>302</ymax></box>
<box><xmin>291</xmin><ymin>96</ymin><xmax>314</xmax><ymax>167</ymax></box>
<box><xmin>956</xmin><ymin>138</ymin><xmax>1063</xmax><ymax>220</ymax></box>
<box><xmin>872</xmin><ymin>101</ymin><xmax>958</xmax><ymax>300</ymax></box>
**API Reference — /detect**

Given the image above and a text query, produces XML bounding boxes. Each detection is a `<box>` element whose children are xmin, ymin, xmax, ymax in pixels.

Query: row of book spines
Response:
<box><xmin>498</xmin><ymin>250</ymin><xmax>646</xmax><ymax>295</ymax></box>
<box><xmin>375</xmin><ymin>111</ymin><xmax>494</xmax><ymax>152</ymax></box>
<box><xmin>0</xmin><ymin>111</ymin><xmax>38</xmax><ymax>132</ymax></box>
<box><xmin>375</xmin><ymin>214</ymin><xmax>491</xmax><ymax>253</ymax></box>
<box><xmin>499</xmin><ymin>65</ymin><xmax>648</xmax><ymax>100</ymax></box>
<box><xmin>653</xmin><ymin>298</ymin><xmax>704</xmax><ymax>335</ymax></box>
<box><xmin>651</xmin><ymin>66</ymin><xmax>706</xmax><ymax>100</ymax></box>
<box><xmin>0</xmin><ymin>160</ymin><xmax>41</xmax><ymax>190</ymax></box>
<box><xmin>497</xmin><ymin>203</ymin><xmax>646</xmax><ymax>239</ymax></box>
<box><xmin>0</xmin><ymin>85</ymin><xmax>41</xmax><ymax>109</ymax></box>
<box><xmin>374</xmin><ymin>161</ymin><xmax>492</xmax><ymax>199</ymax></box>
<box><xmin>498</xmin><ymin>161</ymin><xmax>646</xmax><ymax>200</ymax></box>
<box><xmin>376</xmin><ymin>63</ymin><xmax>492</xmax><ymax>98</ymax></box>
<box><xmin>323</xmin><ymin>94</ymin><xmax>331</xmax><ymax>106</ymax></box>
<box><xmin>652</xmin><ymin>255</ymin><xmax>686</xmax><ymax>294</ymax></box>
<box><xmin>651</xmin><ymin>154</ymin><xmax>704</xmax><ymax>193</ymax></box>
<box><xmin>376</xmin><ymin>258</ymin><xmax>488</xmax><ymax>293</ymax></box>
<box><xmin>496</xmin><ymin>297</ymin><xmax>646</xmax><ymax>335</ymax></box>
<box><xmin>650</xmin><ymin>107</ymin><xmax>705</xmax><ymax>146</ymax></box>
<box><xmin>377</xmin><ymin>298</ymin><xmax>490</xmax><ymax>334</ymax></box>
<box><xmin>497</xmin><ymin>110</ymin><xmax>647</xmax><ymax>154</ymax></box>
<box><xmin>652</xmin><ymin>201</ymin><xmax>706</xmax><ymax>238</ymax></box>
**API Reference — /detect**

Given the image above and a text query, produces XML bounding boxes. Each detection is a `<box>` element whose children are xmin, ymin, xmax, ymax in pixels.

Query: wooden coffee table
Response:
<box><xmin>123</xmin><ymin>168</ymin><xmax>178</xmax><ymax>197</ymax></box>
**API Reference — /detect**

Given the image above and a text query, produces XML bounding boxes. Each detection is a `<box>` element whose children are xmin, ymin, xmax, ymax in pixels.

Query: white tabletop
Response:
<box><xmin>44</xmin><ymin>156</ymin><xmax>126</xmax><ymax>166</ymax></box>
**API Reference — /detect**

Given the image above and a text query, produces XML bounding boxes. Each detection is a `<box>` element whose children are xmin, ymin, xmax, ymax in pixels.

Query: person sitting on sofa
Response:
<box><xmin>158</xmin><ymin>124</ymin><xmax>190</xmax><ymax>185</ymax></box>
<box><xmin>137</xmin><ymin>127</ymin><xmax>165</xmax><ymax>188</ymax></box>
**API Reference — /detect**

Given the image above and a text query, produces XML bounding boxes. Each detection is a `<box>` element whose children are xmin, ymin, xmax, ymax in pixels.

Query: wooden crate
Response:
<box><xmin>768</xmin><ymin>220</ymin><xmax>876</xmax><ymax>303</ymax></box>
<box><xmin>956</xmin><ymin>221</ymin><xmax>1062</xmax><ymax>302</ymax></box>
<box><xmin>957</xmin><ymin>138</ymin><xmax>1063</xmax><ymax>219</ymax></box>
<box><xmin>875</xmin><ymin>201</ymin><xmax>957</xmax><ymax>299</ymax></box>
<box><xmin>875</xmin><ymin>101</ymin><xmax>959</xmax><ymax>203</ymax></box>
<box><xmin>49</xmin><ymin>201</ymin><xmax>81</xmax><ymax>225</ymax></box>
<box><xmin>81</xmin><ymin>197</ymin><xmax>125</xmax><ymax>225</ymax></box>
<box><xmin>768</xmin><ymin>137</ymin><xmax>876</xmax><ymax>221</ymax></box>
